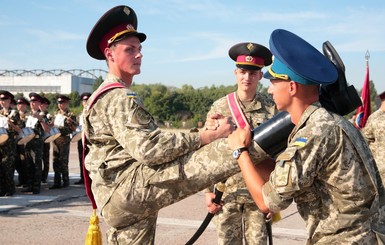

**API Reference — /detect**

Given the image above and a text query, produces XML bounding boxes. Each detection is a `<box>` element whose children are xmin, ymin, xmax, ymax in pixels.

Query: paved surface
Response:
<box><xmin>0</xmin><ymin>141</ymin><xmax>307</xmax><ymax>245</ymax></box>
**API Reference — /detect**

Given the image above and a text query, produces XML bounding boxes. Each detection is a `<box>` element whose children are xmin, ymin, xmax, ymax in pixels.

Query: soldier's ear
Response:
<box><xmin>104</xmin><ymin>47</ymin><xmax>114</xmax><ymax>62</ymax></box>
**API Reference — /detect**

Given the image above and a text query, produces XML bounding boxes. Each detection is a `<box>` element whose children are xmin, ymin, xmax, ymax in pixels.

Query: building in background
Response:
<box><xmin>0</xmin><ymin>69</ymin><xmax>107</xmax><ymax>96</ymax></box>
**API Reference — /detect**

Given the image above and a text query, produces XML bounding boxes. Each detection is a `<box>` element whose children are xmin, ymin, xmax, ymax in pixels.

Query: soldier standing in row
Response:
<box><xmin>23</xmin><ymin>93</ymin><xmax>50</xmax><ymax>194</ymax></box>
<box><xmin>15</xmin><ymin>96</ymin><xmax>30</xmax><ymax>187</ymax></box>
<box><xmin>50</xmin><ymin>94</ymin><xmax>77</xmax><ymax>189</ymax></box>
<box><xmin>40</xmin><ymin>96</ymin><xmax>53</xmax><ymax>184</ymax></box>
<box><xmin>74</xmin><ymin>92</ymin><xmax>91</xmax><ymax>185</ymax></box>
<box><xmin>0</xmin><ymin>90</ymin><xmax>22</xmax><ymax>196</ymax></box>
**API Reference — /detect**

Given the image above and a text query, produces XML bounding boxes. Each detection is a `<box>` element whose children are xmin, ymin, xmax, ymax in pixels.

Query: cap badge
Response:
<box><xmin>123</xmin><ymin>7</ymin><xmax>131</xmax><ymax>16</ymax></box>
<box><xmin>245</xmin><ymin>56</ymin><xmax>253</xmax><ymax>62</ymax></box>
<box><xmin>247</xmin><ymin>43</ymin><xmax>254</xmax><ymax>51</ymax></box>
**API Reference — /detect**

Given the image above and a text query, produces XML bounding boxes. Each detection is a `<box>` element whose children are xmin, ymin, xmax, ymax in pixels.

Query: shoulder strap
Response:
<box><xmin>82</xmin><ymin>82</ymin><xmax>125</xmax><ymax>209</ymax></box>
<box><xmin>226</xmin><ymin>92</ymin><xmax>249</xmax><ymax>129</ymax></box>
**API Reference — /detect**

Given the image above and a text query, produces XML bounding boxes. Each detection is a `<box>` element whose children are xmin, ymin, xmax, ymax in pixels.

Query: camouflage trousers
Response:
<box><xmin>25</xmin><ymin>137</ymin><xmax>43</xmax><ymax>192</ymax></box>
<box><xmin>41</xmin><ymin>142</ymin><xmax>50</xmax><ymax>182</ymax></box>
<box><xmin>15</xmin><ymin>144</ymin><xmax>27</xmax><ymax>186</ymax></box>
<box><xmin>52</xmin><ymin>136</ymin><xmax>70</xmax><ymax>186</ymax></box>
<box><xmin>0</xmin><ymin>137</ymin><xmax>16</xmax><ymax>195</ymax></box>
<box><xmin>213</xmin><ymin>200</ymin><xmax>267</xmax><ymax>245</ymax></box>
<box><xmin>101</xmin><ymin>139</ymin><xmax>268</xmax><ymax>245</ymax></box>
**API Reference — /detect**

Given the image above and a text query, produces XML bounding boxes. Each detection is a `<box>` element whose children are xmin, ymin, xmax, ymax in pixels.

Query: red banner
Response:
<box><xmin>354</xmin><ymin>64</ymin><xmax>371</xmax><ymax>129</ymax></box>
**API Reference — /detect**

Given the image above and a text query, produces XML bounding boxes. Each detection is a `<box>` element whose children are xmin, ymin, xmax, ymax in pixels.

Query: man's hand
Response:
<box><xmin>228</xmin><ymin>124</ymin><xmax>252</xmax><ymax>150</ymax></box>
<box><xmin>205</xmin><ymin>192</ymin><xmax>223</xmax><ymax>214</ymax></box>
<box><xmin>199</xmin><ymin>114</ymin><xmax>234</xmax><ymax>146</ymax></box>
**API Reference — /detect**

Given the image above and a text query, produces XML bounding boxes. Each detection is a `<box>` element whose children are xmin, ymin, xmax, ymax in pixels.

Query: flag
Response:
<box><xmin>354</xmin><ymin>59</ymin><xmax>371</xmax><ymax>129</ymax></box>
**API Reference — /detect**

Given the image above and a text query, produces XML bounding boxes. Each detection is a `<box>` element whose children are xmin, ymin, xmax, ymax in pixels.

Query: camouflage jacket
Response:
<box><xmin>205</xmin><ymin>92</ymin><xmax>276</xmax><ymax>203</ymax></box>
<box><xmin>83</xmin><ymin>73</ymin><xmax>201</xmax><ymax>211</ymax></box>
<box><xmin>262</xmin><ymin>103</ymin><xmax>385</xmax><ymax>244</ymax></box>
<box><xmin>362</xmin><ymin>109</ymin><xmax>385</xmax><ymax>185</ymax></box>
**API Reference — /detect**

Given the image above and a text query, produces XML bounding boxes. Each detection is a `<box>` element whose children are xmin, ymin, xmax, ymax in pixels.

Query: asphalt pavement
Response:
<box><xmin>0</xmin><ymin>141</ymin><xmax>307</xmax><ymax>245</ymax></box>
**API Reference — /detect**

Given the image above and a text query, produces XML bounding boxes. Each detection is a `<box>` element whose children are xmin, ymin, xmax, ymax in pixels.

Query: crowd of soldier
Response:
<box><xmin>0</xmin><ymin>91</ymin><xmax>90</xmax><ymax>196</ymax></box>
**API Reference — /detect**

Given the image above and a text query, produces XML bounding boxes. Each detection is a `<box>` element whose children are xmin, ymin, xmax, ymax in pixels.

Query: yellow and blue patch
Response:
<box><xmin>293</xmin><ymin>137</ymin><xmax>307</xmax><ymax>147</ymax></box>
<box><xmin>127</xmin><ymin>92</ymin><xmax>137</xmax><ymax>99</ymax></box>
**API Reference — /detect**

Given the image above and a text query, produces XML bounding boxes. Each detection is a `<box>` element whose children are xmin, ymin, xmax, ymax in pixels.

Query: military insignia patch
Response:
<box><xmin>293</xmin><ymin>137</ymin><xmax>307</xmax><ymax>147</ymax></box>
<box><xmin>127</xmin><ymin>92</ymin><xmax>137</xmax><ymax>99</ymax></box>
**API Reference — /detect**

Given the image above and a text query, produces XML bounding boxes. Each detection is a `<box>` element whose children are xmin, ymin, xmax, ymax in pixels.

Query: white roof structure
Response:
<box><xmin>0</xmin><ymin>69</ymin><xmax>107</xmax><ymax>96</ymax></box>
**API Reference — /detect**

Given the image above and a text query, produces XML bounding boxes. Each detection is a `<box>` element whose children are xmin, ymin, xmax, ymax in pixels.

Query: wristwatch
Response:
<box><xmin>232</xmin><ymin>147</ymin><xmax>248</xmax><ymax>159</ymax></box>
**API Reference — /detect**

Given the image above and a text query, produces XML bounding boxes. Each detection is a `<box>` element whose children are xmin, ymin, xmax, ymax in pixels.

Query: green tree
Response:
<box><xmin>93</xmin><ymin>76</ymin><xmax>104</xmax><ymax>91</ymax></box>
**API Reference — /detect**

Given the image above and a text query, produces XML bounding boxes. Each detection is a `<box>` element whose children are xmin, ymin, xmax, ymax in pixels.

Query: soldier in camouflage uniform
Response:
<box><xmin>0</xmin><ymin>90</ymin><xmax>22</xmax><ymax>196</ymax></box>
<box><xmin>23</xmin><ymin>93</ymin><xmax>51</xmax><ymax>194</ymax></box>
<box><xmin>74</xmin><ymin>92</ymin><xmax>91</xmax><ymax>185</ymax></box>
<box><xmin>15</xmin><ymin>96</ymin><xmax>30</xmax><ymax>187</ymax></box>
<box><xmin>362</xmin><ymin>91</ymin><xmax>385</xmax><ymax>186</ymax></box>
<box><xmin>229</xmin><ymin>29</ymin><xmax>385</xmax><ymax>244</ymax></box>
<box><xmin>84</xmin><ymin>6</ymin><xmax>275</xmax><ymax>244</ymax></box>
<box><xmin>50</xmin><ymin>94</ymin><xmax>77</xmax><ymax>189</ymax></box>
<box><xmin>40</xmin><ymin>96</ymin><xmax>53</xmax><ymax>184</ymax></box>
<box><xmin>204</xmin><ymin>43</ymin><xmax>276</xmax><ymax>245</ymax></box>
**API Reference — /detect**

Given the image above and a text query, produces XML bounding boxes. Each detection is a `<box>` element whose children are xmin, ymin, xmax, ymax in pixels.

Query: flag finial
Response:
<box><xmin>365</xmin><ymin>50</ymin><xmax>370</xmax><ymax>66</ymax></box>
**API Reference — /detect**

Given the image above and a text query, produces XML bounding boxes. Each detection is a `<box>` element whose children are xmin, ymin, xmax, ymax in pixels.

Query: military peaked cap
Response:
<box><xmin>229</xmin><ymin>42</ymin><xmax>272</xmax><ymax>71</ymax></box>
<box><xmin>29</xmin><ymin>92</ymin><xmax>43</xmax><ymax>102</ymax></box>
<box><xmin>80</xmin><ymin>92</ymin><xmax>92</xmax><ymax>101</ymax></box>
<box><xmin>0</xmin><ymin>90</ymin><xmax>14</xmax><ymax>100</ymax></box>
<box><xmin>16</xmin><ymin>97</ymin><xmax>29</xmax><ymax>105</ymax></box>
<box><xmin>87</xmin><ymin>5</ymin><xmax>147</xmax><ymax>60</ymax></box>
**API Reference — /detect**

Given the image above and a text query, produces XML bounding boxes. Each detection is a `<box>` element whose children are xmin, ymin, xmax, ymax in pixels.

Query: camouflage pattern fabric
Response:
<box><xmin>206</xmin><ymin>93</ymin><xmax>276</xmax><ymax>245</ymax></box>
<box><xmin>14</xmin><ymin>109</ymin><xmax>28</xmax><ymax>186</ymax></box>
<box><xmin>0</xmin><ymin>108</ymin><xmax>22</xmax><ymax>195</ymax></box>
<box><xmin>362</xmin><ymin>109</ymin><xmax>385</xmax><ymax>186</ymax></box>
<box><xmin>262</xmin><ymin>103</ymin><xmax>385</xmax><ymax>244</ymax></box>
<box><xmin>52</xmin><ymin>110</ymin><xmax>76</xmax><ymax>187</ymax></box>
<box><xmin>41</xmin><ymin>110</ymin><xmax>53</xmax><ymax>183</ymax></box>
<box><xmin>83</xmin><ymin>74</ymin><xmax>269</xmax><ymax>244</ymax></box>
<box><xmin>24</xmin><ymin>110</ymin><xmax>48</xmax><ymax>193</ymax></box>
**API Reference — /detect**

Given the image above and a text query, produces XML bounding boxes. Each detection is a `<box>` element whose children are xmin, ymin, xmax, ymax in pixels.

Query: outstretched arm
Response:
<box><xmin>228</xmin><ymin>125</ymin><xmax>274</xmax><ymax>213</ymax></box>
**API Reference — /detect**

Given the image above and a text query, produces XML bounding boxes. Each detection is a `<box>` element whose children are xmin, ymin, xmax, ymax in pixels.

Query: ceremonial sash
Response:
<box><xmin>82</xmin><ymin>82</ymin><xmax>125</xmax><ymax>209</ymax></box>
<box><xmin>226</xmin><ymin>92</ymin><xmax>250</xmax><ymax>129</ymax></box>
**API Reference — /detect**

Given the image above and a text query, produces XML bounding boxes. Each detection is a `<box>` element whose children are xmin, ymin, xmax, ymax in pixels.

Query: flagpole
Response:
<box><xmin>365</xmin><ymin>50</ymin><xmax>370</xmax><ymax>67</ymax></box>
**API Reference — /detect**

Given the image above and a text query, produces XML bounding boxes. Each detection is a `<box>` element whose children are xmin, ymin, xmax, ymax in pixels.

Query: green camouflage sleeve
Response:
<box><xmin>96</xmin><ymin>88</ymin><xmax>201</xmax><ymax>166</ymax></box>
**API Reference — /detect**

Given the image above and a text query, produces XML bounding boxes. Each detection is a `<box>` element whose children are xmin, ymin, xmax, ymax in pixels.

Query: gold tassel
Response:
<box><xmin>272</xmin><ymin>212</ymin><xmax>282</xmax><ymax>224</ymax></box>
<box><xmin>85</xmin><ymin>209</ymin><xmax>102</xmax><ymax>245</ymax></box>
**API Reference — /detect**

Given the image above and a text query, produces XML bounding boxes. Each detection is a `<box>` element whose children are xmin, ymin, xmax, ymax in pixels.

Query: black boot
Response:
<box><xmin>49</xmin><ymin>184</ymin><xmax>61</xmax><ymax>189</ymax></box>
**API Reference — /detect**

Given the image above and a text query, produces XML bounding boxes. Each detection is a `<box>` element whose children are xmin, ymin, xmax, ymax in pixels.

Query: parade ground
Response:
<box><xmin>0</xmin><ymin>141</ymin><xmax>307</xmax><ymax>245</ymax></box>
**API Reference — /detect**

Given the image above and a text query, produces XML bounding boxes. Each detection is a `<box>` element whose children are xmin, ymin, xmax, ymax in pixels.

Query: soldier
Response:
<box><xmin>228</xmin><ymin>29</ymin><xmax>385</xmax><ymax>244</ymax></box>
<box><xmin>0</xmin><ymin>90</ymin><xmax>22</xmax><ymax>196</ymax></box>
<box><xmin>363</xmin><ymin>91</ymin><xmax>385</xmax><ymax>185</ymax></box>
<box><xmin>23</xmin><ymin>93</ymin><xmax>50</xmax><ymax>194</ymax></box>
<box><xmin>84</xmin><ymin>5</ymin><xmax>275</xmax><ymax>244</ymax></box>
<box><xmin>39</xmin><ymin>96</ymin><xmax>53</xmax><ymax>184</ymax></box>
<box><xmin>15</xmin><ymin>96</ymin><xmax>30</xmax><ymax>187</ymax></box>
<box><xmin>49</xmin><ymin>94</ymin><xmax>77</xmax><ymax>189</ymax></box>
<box><xmin>74</xmin><ymin>92</ymin><xmax>91</xmax><ymax>185</ymax></box>
<box><xmin>204</xmin><ymin>42</ymin><xmax>275</xmax><ymax>245</ymax></box>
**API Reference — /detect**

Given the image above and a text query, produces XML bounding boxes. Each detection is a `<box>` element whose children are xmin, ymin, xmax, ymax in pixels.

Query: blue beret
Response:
<box><xmin>264</xmin><ymin>29</ymin><xmax>337</xmax><ymax>85</ymax></box>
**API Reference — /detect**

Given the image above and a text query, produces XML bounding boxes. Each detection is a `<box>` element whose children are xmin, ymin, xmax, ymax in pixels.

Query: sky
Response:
<box><xmin>1</xmin><ymin>0</ymin><xmax>385</xmax><ymax>93</ymax></box>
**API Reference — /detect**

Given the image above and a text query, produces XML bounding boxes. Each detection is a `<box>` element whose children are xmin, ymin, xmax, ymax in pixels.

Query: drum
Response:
<box><xmin>17</xmin><ymin>127</ymin><xmax>36</xmax><ymax>145</ymax></box>
<box><xmin>71</xmin><ymin>126</ymin><xmax>83</xmax><ymax>143</ymax></box>
<box><xmin>0</xmin><ymin>127</ymin><xmax>9</xmax><ymax>145</ymax></box>
<box><xmin>43</xmin><ymin>127</ymin><xmax>61</xmax><ymax>143</ymax></box>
